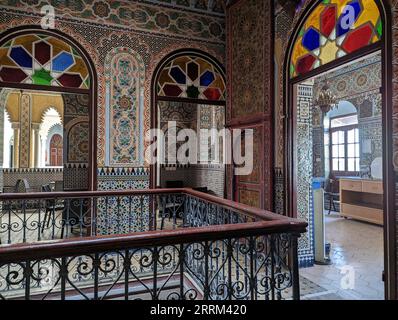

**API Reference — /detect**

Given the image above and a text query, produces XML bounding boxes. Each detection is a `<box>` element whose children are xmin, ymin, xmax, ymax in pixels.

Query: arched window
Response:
<box><xmin>153</xmin><ymin>51</ymin><xmax>226</xmax><ymax>195</ymax></box>
<box><xmin>290</xmin><ymin>0</ymin><xmax>382</xmax><ymax>78</ymax></box>
<box><xmin>157</xmin><ymin>55</ymin><xmax>226</xmax><ymax>101</ymax></box>
<box><xmin>0</xmin><ymin>33</ymin><xmax>90</xmax><ymax>89</ymax></box>
<box><xmin>0</xmin><ymin>28</ymin><xmax>94</xmax><ymax>190</ymax></box>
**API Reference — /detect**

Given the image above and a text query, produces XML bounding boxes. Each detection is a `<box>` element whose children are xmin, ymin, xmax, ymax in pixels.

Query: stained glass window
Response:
<box><xmin>157</xmin><ymin>55</ymin><xmax>226</xmax><ymax>101</ymax></box>
<box><xmin>0</xmin><ymin>34</ymin><xmax>90</xmax><ymax>89</ymax></box>
<box><xmin>290</xmin><ymin>0</ymin><xmax>382</xmax><ymax>78</ymax></box>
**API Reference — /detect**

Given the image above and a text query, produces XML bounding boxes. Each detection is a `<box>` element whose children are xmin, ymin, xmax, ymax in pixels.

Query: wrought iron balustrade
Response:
<box><xmin>0</xmin><ymin>189</ymin><xmax>307</xmax><ymax>300</ymax></box>
<box><xmin>0</xmin><ymin>189</ymin><xmax>257</xmax><ymax>245</ymax></box>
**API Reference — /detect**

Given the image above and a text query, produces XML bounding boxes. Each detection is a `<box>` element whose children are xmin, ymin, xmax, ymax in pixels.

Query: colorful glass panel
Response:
<box><xmin>290</xmin><ymin>0</ymin><xmax>382</xmax><ymax>78</ymax></box>
<box><xmin>157</xmin><ymin>55</ymin><xmax>226</xmax><ymax>101</ymax></box>
<box><xmin>0</xmin><ymin>33</ymin><xmax>90</xmax><ymax>89</ymax></box>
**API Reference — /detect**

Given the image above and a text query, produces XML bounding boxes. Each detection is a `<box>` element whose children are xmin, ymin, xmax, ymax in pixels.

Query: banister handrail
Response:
<box><xmin>0</xmin><ymin>188</ymin><xmax>297</xmax><ymax>222</ymax></box>
<box><xmin>0</xmin><ymin>219</ymin><xmax>307</xmax><ymax>264</ymax></box>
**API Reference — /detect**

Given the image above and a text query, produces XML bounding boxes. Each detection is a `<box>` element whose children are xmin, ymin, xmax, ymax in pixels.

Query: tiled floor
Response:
<box><xmin>300</xmin><ymin>212</ymin><xmax>384</xmax><ymax>300</ymax></box>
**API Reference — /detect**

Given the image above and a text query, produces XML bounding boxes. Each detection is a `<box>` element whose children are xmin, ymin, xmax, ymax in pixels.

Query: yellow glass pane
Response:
<box><xmin>0</xmin><ymin>47</ymin><xmax>16</xmax><ymax>66</ymax></box>
<box><xmin>291</xmin><ymin>36</ymin><xmax>307</xmax><ymax>66</ymax></box>
<box><xmin>13</xmin><ymin>34</ymin><xmax>39</xmax><ymax>53</ymax></box>
<box><xmin>210</xmin><ymin>74</ymin><xmax>226</xmax><ymax>91</ymax></box>
<box><xmin>319</xmin><ymin>40</ymin><xmax>339</xmax><ymax>65</ymax></box>
<box><xmin>196</xmin><ymin>58</ymin><xmax>212</xmax><ymax>75</ymax></box>
<box><xmin>304</xmin><ymin>4</ymin><xmax>325</xmax><ymax>30</ymax></box>
<box><xmin>354</xmin><ymin>0</ymin><xmax>380</xmax><ymax>29</ymax></box>
<box><xmin>173</xmin><ymin>56</ymin><xmax>191</xmax><ymax>71</ymax></box>
<box><xmin>47</xmin><ymin>37</ymin><xmax>72</xmax><ymax>56</ymax></box>
<box><xmin>158</xmin><ymin>68</ymin><xmax>173</xmax><ymax>85</ymax></box>
<box><xmin>68</xmin><ymin>56</ymin><xmax>89</xmax><ymax>79</ymax></box>
<box><xmin>329</xmin><ymin>0</ymin><xmax>351</xmax><ymax>17</ymax></box>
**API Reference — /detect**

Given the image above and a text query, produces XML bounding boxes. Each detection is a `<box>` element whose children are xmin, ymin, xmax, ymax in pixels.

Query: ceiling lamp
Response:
<box><xmin>314</xmin><ymin>80</ymin><xmax>338</xmax><ymax>114</ymax></box>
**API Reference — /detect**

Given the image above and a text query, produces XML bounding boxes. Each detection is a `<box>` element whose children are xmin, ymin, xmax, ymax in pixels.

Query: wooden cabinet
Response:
<box><xmin>339</xmin><ymin>178</ymin><xmax>383</xmax><ymax>226</ymax></box>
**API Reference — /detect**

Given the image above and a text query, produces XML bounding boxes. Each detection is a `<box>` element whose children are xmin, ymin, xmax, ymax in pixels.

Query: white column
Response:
<box><xmin>11</xmin><ymin>122</ymin><xmax>20</xmax><ymax>168</ymax></box>
<box><xmin>31</xmin><ymin>123</ymin><xmax>40</xmax><ymax>168</ymax></box>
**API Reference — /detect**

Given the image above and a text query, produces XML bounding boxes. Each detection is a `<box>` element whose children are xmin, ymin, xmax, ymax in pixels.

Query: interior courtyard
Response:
<box><xmin>0</xmin><ymin>0</ymin><xmax>397</xmax><ymax>302</ymax></box>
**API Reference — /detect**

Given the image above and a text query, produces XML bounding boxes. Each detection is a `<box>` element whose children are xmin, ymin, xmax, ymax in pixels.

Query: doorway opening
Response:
<box><xmin>284</xmin><ymin>0</ymin><xmax>395</xmax><ymax>299</ymax></box>
<box><xmin>293</xmin><ymin>52</ymin><xmax>384</xmax><ymax>300</ymax></box>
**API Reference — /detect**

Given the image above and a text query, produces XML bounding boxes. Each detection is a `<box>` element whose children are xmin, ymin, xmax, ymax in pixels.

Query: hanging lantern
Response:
<box><xmin>314</xmin><ymin>80</ymin><xmax>338</xmax><ymax>114</ymax></box>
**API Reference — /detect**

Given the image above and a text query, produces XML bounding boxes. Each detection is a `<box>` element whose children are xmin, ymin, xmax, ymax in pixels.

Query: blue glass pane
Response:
<box><xmin>170</xmin><ymin>67</ymin><xmax>186</xmax><ymax>84</ymax></box>
<box><xmin>10</xmin><ymin>47</ymin><xmax>32</xmax><ymax>68</ymax></box>
<box><xmin>52</xmin><ymin>52</ymin><xmax>74</xmax><ymax>72</ymax></box>
<box><xmin>302</xmin><ymin>27</ymin><xmax>320</xmax><ymax>51</ymax></box>
<box><xmin>200</xmin><ymin>70</ymin><xmax>215</xmax><ymax>86</ymax></box>
<box><xmin>336</xmin><ymin>0</ymin><xmax>361</xmax><ymax>37</ymax></box>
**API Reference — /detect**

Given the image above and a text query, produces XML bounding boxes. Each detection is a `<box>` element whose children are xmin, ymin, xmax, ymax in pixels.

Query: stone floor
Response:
<box><xmin>300</xmin><ymin>212</ymin><xmax>384</xmax><ymax>300</ymax></box>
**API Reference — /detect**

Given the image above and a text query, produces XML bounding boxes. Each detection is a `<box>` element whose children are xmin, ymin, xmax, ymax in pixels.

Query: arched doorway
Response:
<box><xmin>151</xmin><ymin>50</ymin><xmax>226</xmax><ymax>197</ymax></box>
<box><xmin>284</xmin><ymin>0</ymin><xmax>395</xmax><ymax>299</ymax></box>
<box><xmin>49</xmin><ymin>133</ymin><xmax>63</xmax><ymax>167</ymax></box>
<box><xmin>0</xmin><ymin>27</ymin><xmax>97</xmax><ymax>191</ymax></box>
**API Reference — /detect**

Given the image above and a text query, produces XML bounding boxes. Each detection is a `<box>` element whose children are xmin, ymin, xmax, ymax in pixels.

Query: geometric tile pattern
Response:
<box><xmin>0</xmin><ymin>34</ymin><xmax>90</xmax><ymax>89</ymax></box>
<box><xmin>290</xmin><ymin>0</ymin><xmax>382</xmax><ymax>78</ymax></box>
<box><xmin>97</xmin><ymin>167</ymin><xmax>150</xmax><ymax>235</ymax></box>
<box><xmin>296</xmin><ymin>83</ymin><xmax>315</xmax><ymax>267</ymax></box>
<box><xmin>19</xmin><ymin>93</ymin><xmax>31</xmax><ymax>168</ymax></box>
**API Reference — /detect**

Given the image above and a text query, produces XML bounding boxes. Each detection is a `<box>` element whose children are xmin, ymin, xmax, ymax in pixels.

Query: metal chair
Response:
<box><xmin>41</xmin><ymin>184</ymin><xmax>65</xmax><ymax>234</ymax></box>
<box><xmin>324</xmin><ymin>176</ymin><xmax>340</xmax><ymax>215</ymax></box>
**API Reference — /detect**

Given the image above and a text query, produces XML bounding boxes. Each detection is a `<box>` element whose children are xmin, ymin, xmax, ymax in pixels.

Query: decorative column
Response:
<box><xmin>11</xmin><ymin>122</ymin><xmax>20</xmax><ymax>168</ymax></box>
<box><xmin>19</xmin><ymin>92</ymin><xmax>31</xmax><ymax>169</ymax></box>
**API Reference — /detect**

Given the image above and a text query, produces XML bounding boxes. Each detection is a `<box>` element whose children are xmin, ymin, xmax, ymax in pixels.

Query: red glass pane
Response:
<box><xmin>57</xmin><ymin>73</ymin><xmax>83</xmax><ymax>88</ymax></box>
<box><xmin>163</xmin><ymin>84</ymin><xmax>183</xmax><ymax>97</ymax></box>
<box><xmin>296</xmin><ymin>54</ymin><xmax>316</xmax><ymax>75</ymax></box>
<box><xmin>0</xmin><ymin>67</ymin><xmax>28</xmax><ymax>82</ymax></box>
<box><xmin>321</xmin><ymin>6</ymin><xmax>336</xmax><ymax>37</ymax></box>
<box><xmin>341</xmin><ymin>23</ymin><xmax>373</xmax><ymax>53</ymax></box>
<box><xmin>34</xmin><ymin>41</ymin><xmax>51</xmax><ymax>65</ymax></box>
<box><xmin>203</xmin><ymin>88</ymin><xmax>221</xmax><ymax>100</ymax></box>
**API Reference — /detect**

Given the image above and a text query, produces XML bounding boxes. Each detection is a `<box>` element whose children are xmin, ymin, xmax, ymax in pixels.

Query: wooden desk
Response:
<box><xmin>339</xmin><ymin>178</ymin><xmax>383</xmax><ymax>225</ymax></box>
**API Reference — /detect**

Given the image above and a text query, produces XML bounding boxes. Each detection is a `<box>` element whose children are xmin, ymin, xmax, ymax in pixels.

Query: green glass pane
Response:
<box><xmin>32</xmin><ymin>68</ymin><xmax>53</xmax><ymax>86</ymax></box>
<box><xmin>186</xmin><ymin>85</ymin><xmax>199</xmax><ymax>99</ymax></box>
<box><xmin>376</xmin><ymin>19</ymin><xmax>383</xmax><ymax>38</ymax></box>
<box><xmin>290</xmin><ymin>64</ymin><xmax>295</xmax><ymax>77</ymax></box>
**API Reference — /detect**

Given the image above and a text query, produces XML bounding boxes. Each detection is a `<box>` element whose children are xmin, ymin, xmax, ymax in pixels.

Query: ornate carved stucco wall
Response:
<box><xmin>226</xmin><ymin>0</ymin><xmax>273</xmax><ymax>210</ymax></box>
<box><xmin>0</xmin><ymin>0</ymin><xmax>226</xmax><ymax>190</ymax></box>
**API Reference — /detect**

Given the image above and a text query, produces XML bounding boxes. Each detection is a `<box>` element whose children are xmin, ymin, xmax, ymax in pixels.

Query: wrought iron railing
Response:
<box><xmin>0</xmin><ymin>189</ymin><xmax>307</xmax><ymax>300</ymax></box>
